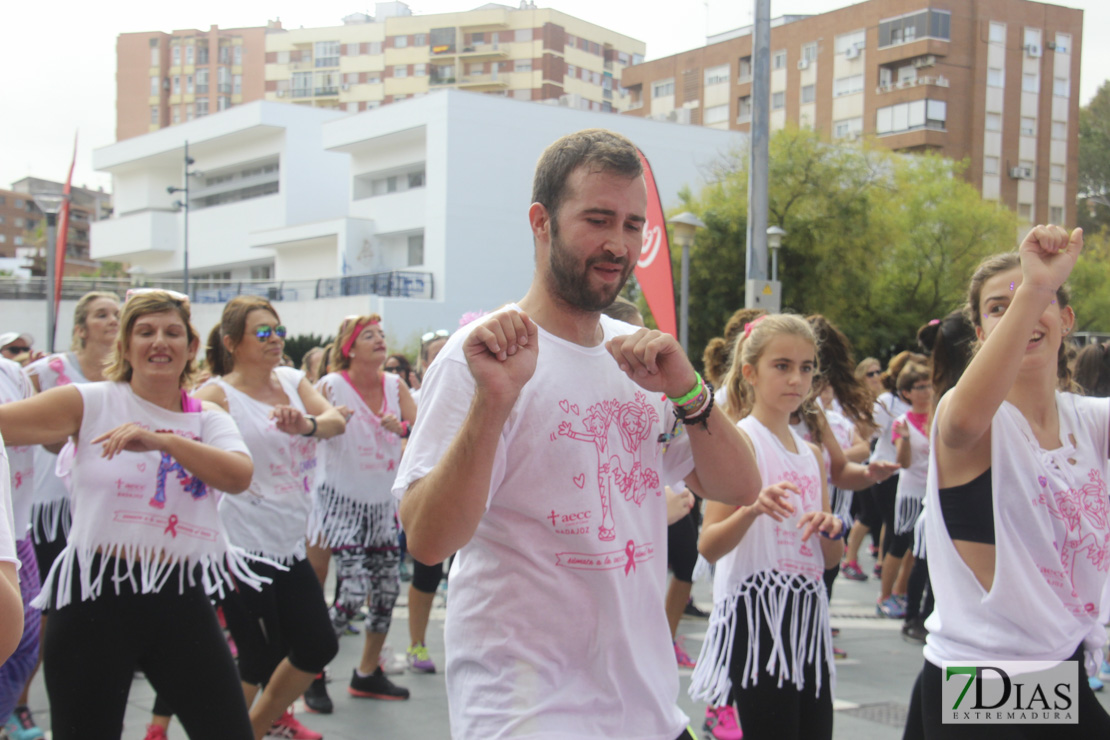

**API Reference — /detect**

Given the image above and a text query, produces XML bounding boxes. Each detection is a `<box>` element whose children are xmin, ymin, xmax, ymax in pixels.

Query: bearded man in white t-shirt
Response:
<box><xmin>393</xmin><ymin>129</ymin><xmax>761</xmax><ymax>740</ymax></box>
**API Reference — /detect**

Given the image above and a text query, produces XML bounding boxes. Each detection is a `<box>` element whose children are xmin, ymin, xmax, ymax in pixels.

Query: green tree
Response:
<box><xmin>1079</xmin><ymin>80</ymin><xmax>1110</xmax><ymax>234</ymax></box>
<box><xmin>660</xmin><ymin>126</ymin><xmax>1016</xmax><ymax>366</ymax></box>
<box><xmin>1067</xmin><ymin>227</ymin><xmax>1110</xmax><ymax>333</ymax></box>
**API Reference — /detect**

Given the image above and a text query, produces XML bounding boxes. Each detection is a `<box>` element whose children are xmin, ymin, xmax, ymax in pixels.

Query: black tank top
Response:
<box><xmin>938</xmin><ymin>467</ymin><xmax>994</xmax><ymax>545</ymax></box>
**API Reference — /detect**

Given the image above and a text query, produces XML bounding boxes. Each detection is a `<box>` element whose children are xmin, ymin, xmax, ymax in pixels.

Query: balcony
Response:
<box><xmin>291</xmin><ymin>87</ymin><xmax>312</xmax><ymax>98</ymax></box>
<box><xmin>875</xmin><ymin>75</ymin><xmax>949</xmax><ymax>95</ymax></box>
<box><xmin>315</xmin><ymin>86</ymin><xmax>340</xmax><ymax>97</ymax></box>
<box><xmin>457</xmin><ymin>73</ymin><xmax>509</xmax><ymax>90</ymax></box>
<box><xmin>457</xmin><ymin>43</ymin><xmax>510</xmax><ymax>61</ymax></box>
<box><xmin>90</xmin><ymin>209</ymin><xmax>179</xmax><ymax>260</ymax></box>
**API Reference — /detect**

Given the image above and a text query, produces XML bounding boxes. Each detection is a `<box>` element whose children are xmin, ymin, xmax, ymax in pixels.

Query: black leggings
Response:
<box><xmin>43</xmin><ymin>560</ymin><xmax>252</xmax><ymax>740</ymax></box>
<box><xmin>412</xmin><ymin>557</ymin><xmax>447</xmax><ymax>595</ymax></box>
<box><xmin>888</xmin><ymin>529</ymin><xmax>914</xmax><ymax>559</ymax></box>
<box><xmin>876</xmin><ymin>475</ymin><xmax>899</xmax><ymax>557</ymax></box>
<box><xmin>903</xmin><ymin>646</ymin><xmax>1110</xmax><ymax>739</ymax></box>
<box><xmin>667</xmin><ymin>511</ymin><xmax>699</xmax><ymax>583</ymax></box>
<box><xmin>223</xmin><ymin>557</ymin><xmax>339</xmax><ymax>685</ymax></box>
<box><xmin>904</xmin><ymin>556</ymin><xmax>933</xmax><ymax>622</ymax></box>
<box><xmin>729</xmin><ymin>591</ymin><xmax>833</xmax><ymax>740</ymax></box>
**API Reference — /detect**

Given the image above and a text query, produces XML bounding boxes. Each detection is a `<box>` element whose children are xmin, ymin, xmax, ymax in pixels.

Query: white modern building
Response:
<box><xmin>91</xmin><ymin>91</ymin><xmax>744</xmax><ymax>344</ymax></box>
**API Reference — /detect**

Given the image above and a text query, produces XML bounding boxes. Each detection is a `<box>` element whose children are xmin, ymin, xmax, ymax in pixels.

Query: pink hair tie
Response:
<box><xmin>341</xmin><ymin>320</ymin><xmax>379</xmax><ymax>358</ymax></box>
<box><xmin>928</xmin><ymin>319</ymin><xmax>940</xmax><ymax>326</ymax></box>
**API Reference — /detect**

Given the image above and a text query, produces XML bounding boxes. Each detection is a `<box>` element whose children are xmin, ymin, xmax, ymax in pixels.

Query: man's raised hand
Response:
<box><xmin>606</xmin><ymin>328</ymin><xmax>697</xmax><ymax>397</ymax></box>
<box><xmin>464</xmin><ymin>310</ymin><xmax>539</xmax><ymax>405</ymax></box>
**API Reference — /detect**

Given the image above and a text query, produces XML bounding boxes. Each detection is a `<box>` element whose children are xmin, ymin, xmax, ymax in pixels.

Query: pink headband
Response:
<box><xmin>341</xmin><ymin>320</ymin><xmax>379</xmax><ymax>358</ymax></box>
<box><xmin>743</xmin><ymin>315</ymin><xmax>767</xmax><ymax>339</ymax></box>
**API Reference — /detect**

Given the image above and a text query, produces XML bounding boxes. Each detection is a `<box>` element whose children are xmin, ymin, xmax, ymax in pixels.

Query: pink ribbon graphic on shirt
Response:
<box><xmin>164</xmin><ymin>514</ymin><xmax>178</xmax><ymax>537</ymax></box>
<box><xmin>555</xmin><ymin>540</ymin><xmax>654</xmax><ymax>574</ymax></box>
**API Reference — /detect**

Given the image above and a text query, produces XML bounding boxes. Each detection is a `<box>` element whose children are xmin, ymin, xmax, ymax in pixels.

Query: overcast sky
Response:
<box><xmin>2</xmin><ymin>0</ymin><xmax>1106</xmax><ymax>192</ymax></box>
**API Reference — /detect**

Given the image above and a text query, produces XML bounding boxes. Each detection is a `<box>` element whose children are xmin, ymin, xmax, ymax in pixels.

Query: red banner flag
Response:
<box><xmin>634</xmin><ymin>150</ymin><xmax>677</xmax><ymax>337</ymax></box>
<box><xmin>53</xmin><ymin>134</ymin><xmax>78</xmax><ymax>329</ymax></box>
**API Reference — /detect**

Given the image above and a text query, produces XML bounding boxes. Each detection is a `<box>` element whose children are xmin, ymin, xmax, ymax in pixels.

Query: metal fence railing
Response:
<box><xmin>0</xmin><ymin>270</ymin><xmax>434</xmax><ymax>303</ymax></box>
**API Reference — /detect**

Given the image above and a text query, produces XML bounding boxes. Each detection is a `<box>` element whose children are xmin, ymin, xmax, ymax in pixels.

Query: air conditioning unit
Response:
<box><xmin>1009</xmin><ymin>165</ymin><xmax>1034</xmax><ymax>180</ymax></box>
<box><xmin>1025</xmin><ymin>44</ymin><xmax>1041</xmax><ymax>58</ymax></box>
<box><xmin>797</xmin><ymin>58</ymin><xmax>810</xmax><ymax>70</ymax></box>
<box><xmin>844</xmin><ymin>46</ymin><xmax>860</xmax><ymax>60</ymax></box>
<box><xmin>913</xmin><ymin>55</ymin><xmax>937</xmax><ymax>68</ymax></box>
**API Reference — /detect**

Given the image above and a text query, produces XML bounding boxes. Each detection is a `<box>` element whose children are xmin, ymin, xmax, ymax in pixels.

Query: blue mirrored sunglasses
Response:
<box><xmin>255</xmin><ymin>325</ymin><xmax>287</xmax><ymax>341</ymax></box>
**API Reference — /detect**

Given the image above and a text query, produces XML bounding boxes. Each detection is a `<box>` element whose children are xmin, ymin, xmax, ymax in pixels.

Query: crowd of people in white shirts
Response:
<box><xmin>0</xmin><ymin>128</ymin><xmax>1108</xmax><ymax>740</ymax></box>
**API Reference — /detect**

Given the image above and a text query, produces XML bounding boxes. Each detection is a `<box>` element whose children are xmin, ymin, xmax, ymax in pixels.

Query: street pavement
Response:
<box><xmin>22</xmin><ymin>550</ymin><xmax>1110</xmax><ymax>738</ymax></box>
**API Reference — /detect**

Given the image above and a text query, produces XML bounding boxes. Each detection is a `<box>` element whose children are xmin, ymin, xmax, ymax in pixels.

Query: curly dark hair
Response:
<box><xmin>807</xmin><ymin>315</ymin><xmax>875</xmax><ymax>434</ymax></box>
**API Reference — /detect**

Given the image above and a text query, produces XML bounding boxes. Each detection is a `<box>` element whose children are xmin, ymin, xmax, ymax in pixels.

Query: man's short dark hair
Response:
<box><xmin>532</xmin><ymin>129</ymin><xmax>643</xmax><ymax>233</ymax></box>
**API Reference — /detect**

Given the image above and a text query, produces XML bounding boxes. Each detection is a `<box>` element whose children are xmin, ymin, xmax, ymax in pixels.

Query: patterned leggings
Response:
<box><xmin>329</xmin><ymin>509</ymin><xmax>401</xmax><ymax>636</ymax></box>
<box><xmin>0</xmin><ymin>536</ymin><xmax>40</xmax><ymax>720</ymax></box>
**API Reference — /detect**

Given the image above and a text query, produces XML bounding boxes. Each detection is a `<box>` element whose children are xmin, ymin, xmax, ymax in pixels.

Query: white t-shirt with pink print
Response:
<box><xmin>0</xmin><ymin>357</ymin><xmax>33</xmax><ymax>537</ymax></box>
<box><xmin>393</xmin><ymin>308</ymin><xmax>696</xmax><ymax>740</ymax></box>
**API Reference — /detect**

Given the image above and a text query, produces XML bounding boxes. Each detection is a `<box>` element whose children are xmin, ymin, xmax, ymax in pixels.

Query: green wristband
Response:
<box><xmin>668</xmin><ymin>372</ymin><xmax>704</xmax><ymax>405</ymax></box>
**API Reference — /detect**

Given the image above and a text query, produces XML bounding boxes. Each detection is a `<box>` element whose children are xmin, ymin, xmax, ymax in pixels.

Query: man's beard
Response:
<box><xmin>547</xmin><ymin>232</ymin><xmax>633</xmax><ymax>312</ymax></box>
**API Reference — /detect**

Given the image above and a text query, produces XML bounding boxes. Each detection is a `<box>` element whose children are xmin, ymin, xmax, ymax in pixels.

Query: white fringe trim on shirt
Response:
<box><xmin>307</xmin><ymin>485</ymin><xmax>398</xmax><ymax>549</ymax></box>
<box><xmin>689</xmin><ymin>570</ymin><xmax>834</xmax><ymax>705</ymax></box>
<box><xmin>31</xmin><ymin>498</ymin><xmax>71</xmax><ymax>545</ymax></box>
<box><xmin>31</xmin><ymin>541</ymin><xmax>281</xmax><ymax>610</ymax></box>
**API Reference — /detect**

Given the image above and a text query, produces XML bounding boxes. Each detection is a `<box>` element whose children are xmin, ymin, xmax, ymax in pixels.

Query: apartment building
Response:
<box><xmin>117</xmin><ymin>22</ymin><xmax>277</xmax><ymax>141</ymax></box>
<box><xmin>264</xmin><ymin>2</ymin><xmax>645</xmax><ymax>114</ymax></box>
<box><xmin>621</xmin><ymin>0</ymin><xmax>1083</xmax><ymax>227</ymax></box>
<box><xmin>0</xmin><ymin>180</ymin><xmax>112</xmax><ymax>275</ymax></box>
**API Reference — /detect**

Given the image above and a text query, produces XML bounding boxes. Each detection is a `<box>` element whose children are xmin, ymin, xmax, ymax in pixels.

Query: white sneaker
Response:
<box><xmin>379</xmin><ymin>645</ymin><xmax>407</xmax><ymax>675</ymax></box>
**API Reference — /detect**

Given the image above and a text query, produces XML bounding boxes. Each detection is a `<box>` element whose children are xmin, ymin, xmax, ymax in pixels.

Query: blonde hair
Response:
<box><xmin>722</xmin><ymin>314</ymin><xmax>818</xmax><ymax>430</ymax></box>
<box><xmin>71</xmin><ymin>291</ymin><xmax>120</xmax><ymax>350</ymax></box>
<box><xmin>105</xmin><ymin>291</ymin><xmax>199</xmax><ymax>387</ymax></box>
<box><xmin>327</xmin><ymin>314</ymin><xmax>383</xmax><ymax>373</ymax></box>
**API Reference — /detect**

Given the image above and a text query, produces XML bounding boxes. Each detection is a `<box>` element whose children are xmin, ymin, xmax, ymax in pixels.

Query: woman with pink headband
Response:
<box><xmin>302</xmin><ymin>314</ymin><xmax>415</xmax><ymax>711</ymax></box>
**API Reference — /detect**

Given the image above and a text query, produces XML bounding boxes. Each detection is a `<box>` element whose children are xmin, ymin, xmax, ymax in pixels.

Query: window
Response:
<box><xmin>567</xmin><ymin>63</ymin><xmax>576</xmax><ymax>77</ymax></box>
<box><xmin>150</xmin><ymin>41</ymin><xmax>159</xmax><ymax>66</ymax></box>
<box><xmin>515</xmin><ymin>60</ymin><xmax>532</xmax><ymax>72</ymax></box>
<box><xmin>801</xmin><ymin>84</ymin><xmax>816</xmax><ymax>104</ymax></box>
<box><xmin>250</xmin><ymin>265</ymin><xmax>272</xmax><ymax>281</ymax></box>
<box><xmin>1020</xmin><ymin>160</ymin><xmax>1035</xmax><ymax>177</ymax></box>
<box><xmin>196</xmin><ymin>98</ymin><xmax>208</xmax><ymax>117</ymax></box>
<box><xmin>414</xmin><ymin>33</ymin><xmax>427</xmax><ymax>46</ymax></box>
<box><xmin>150</xmin><ymin>106</ymin><xmax>158</xmax><ymax>124</ymax></box>
<box><xmin>217</xmin><ymin>96</ymin><xmax>231</xmax><ymax>111</ymax></box>
<box><xmin>393</xmin><ymin>65</ymin><xmax>408</xmax><ymax>78</ymax></box>
<box><xmin>1024</xmin><ymin>28</ymin><xmax>1041</xmax><ymax>49</ymax></box>
<box><xmin>173</xmin><ymin>107</ymin><xmax>180</xmax><ymax>124</ymax></box>
<box><xmin>835</xmin><ymin>29</ymin><xmax>865</xmax><ymax>55</ymax></box>
<box><xmin>1018</xmin><ymin>203</ymin><xmax>1033</xmax><ymax>220</ymax></box>
<box><xmin>234</xmin><ymin>46</ymin><xmax>242</xmax><ymax>66</ymax></box>
<box><xmin>652</xmin><ymin>79</ymin><xmax>674</xmax><ymax>98</ymax></box>
<box><xmin>772</xmin><ymin>91</ymin><xmax>785</xmax><ymax>110</ymax></box>
<box><xmin>407</xmin><ymin>234</ymin><xmax>424</xmax><ymax>266</ymax></box>
<box><xmin>1055</xmin><ymin>33</ymin><xmax>1071</xmax><ymax>54</ymax></box>
<box><xmin>196</xmin><ymin>68</ymin><xmax>209</xmax><ymax>93</ymax></box>
<box><xmin>219</xmin><ymin>45</ymin><xmax>231</xmax><ymax>64</ymax></box>
<box><xmin>196</xmin><ymin>41</ymin><xmax>209</xmax><ymax>64</ymax></box>
<box><xmin>833</xmin><ymin>74</ymin><xmax>863</xmax><ymax>97</ymax></box>
<box><xmin>1050</xmin><ymin>206</ymin><xmax>1064</xmax><ymax>223</ymax></box>
<box><xmin>414</xmin><ymin>64</ymin><xmax>426</xmax><ymax>77</ymax></box>
<box><xmin>1050</xmin><ymin>164</ymin><xmax>1065</xmax><ymax>182</ymax></box>
<box><xmin>186</xmin><ymin>75</ymin><xmax>194</xmax><ymax>93</ymax></box>
<box><xmin>989</xmin><ymin>22</ymin><xmax>1006</xmax><ymax>44</ymax></box>
<box><xmin>292</xmin><ymin>71</ymin><xmax>312</xmax><ymax>97</ymax></box>
<box><xmin>13</xmin><ymin>218</ymin><xmax>23</xmax><ymax>228</ymax></box>
<box><xmin>368</xmin><ymin>41</ymin><xmax>383</xmax><ymax>54</ymax></box>
<box><xmin>984</xmin><ymin>156</ymin><xmax>1000</xmax><ymax>175</ymax></box>
<box><xmin>345</xmin><ymin>43</ymin><xmax>359</xmax><ymax>57</ymax></box>
<box><xmin>234</xmin><ymin>74</ymin><xmax>242</xmax><ymax>94</ymax></box>
<box><xmin>705</xmin><ymin>104</ymin><xmax>728</xmax><ymax>124</ymax></box>
<box><xmin>705</xmin><ymin>64</ymin><xmax>729</xmax><ymax>86</ymax></box>
<box><xmin>986</xmin><ymin>112</ymin><xmax>1002</xmax><ymax>131</ymax></box>
<box><xmin>0</xmin><ymin>235</ymin><xmax>5</xmax><ymax>244</ymax></box>
<box><xmin>172</xmin><ymin>45</ymin><xmax>180</xmax><ymax>65</ymax></box>
<box><xmin>150</xmin><ymin>76</ymin><xmax>159</xmax><ymax>95</ymax></box>
<box><xmin>1020</xmin><ymin>117</ymin><xmax>1036</xmax><ymax>136</ymax></box>
<box><xmin>737</xmin><ymin>95</ymin><xmax>752</xmax><ymax>120</ymax></box>
<box><xmin>772</xmin><ymin>50</ymin><xmax>786</xmax><ymax>70</ymax></box>
<box><xmin>878</xmin><ymin>10</ymin><xmax>950</xmax><ymax>47</ymax></box>
<box><xmin>876</xmin><ymin>99</ymin><xmax>946</xmax><ymax>134</ymax></box>
<box><xmin>315</xmin><ymin>41</ymin><xmax>340</xmax><ymax>67</ymax></box>
<box><xmin>738</xmin><ymin>56</ymin><xmax>752</xmax><ymax>80</ymax></box>
<box><xmin>1054</xmin><ymin>78</ymin><xmax>1069</xmax><ymax>97</ymax></box>
<box><xmin>801</xmin><ymin>42</ymin><xmax>817</xmax><ymax>63</ymax></box>
<box><xmin>1052</xmin><ymin>121</ymin><xmax>1067</xmax><ymax>140</ymax></box>
<box><xmin>395</xmin><ymin>35</ymin><xmax>408</xmax><ymax>48</ymax></box>
<box><xmin>172</xmin><ymin>76</ymin><xmax>181</xmax><ymax>94</ymax></box>
<box><xmin>186</xmin><ymin>105</ymin><xmax>194</xmax><ymax>121</ymax></box>
<box><xmin>834</xmin><ymin>117</ymin><xmax>863</xmax><ymax>139</ymax></box>
<box><xmin>988</xmin><ymin>67</ymin><xmax>1004</xmax><ymax>88</ymax></box>
<box><xmin>1022</xmin><ymin>73</ymin><xmax>1038</xmax><ymax>93</ymax></box>
<box><xmin>185</xmin><ymin>44</ymin><xmax>194</xmax><ymax>65</ymax></box>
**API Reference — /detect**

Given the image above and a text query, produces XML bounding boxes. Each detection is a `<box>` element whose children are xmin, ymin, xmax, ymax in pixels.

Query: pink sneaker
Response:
<box><xmin>674</xmin><ymin>640</ymin><xmax>696</xmax><ymax>669</ymax></box>
<box><xmin>704</xmin><ymin>705</ymin><xmax>743</xmax><ymax>740</ymax></box>
<box><xmin>266</xmin><ymin>709</ymin><xmax>323</xmax><ymax>739</ymax></box>
<box><xmin>143</xmin><ymin>725</ymin><xmax>169</xmax><ymax>740</ymax></box>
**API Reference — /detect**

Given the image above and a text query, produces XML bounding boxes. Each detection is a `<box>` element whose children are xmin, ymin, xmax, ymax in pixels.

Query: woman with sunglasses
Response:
<box><xmin>0</xmin><ymin>290</ymin><xmax>261</xmax><ymax>739</ymax></box>
<box><xmin>193</xmin><ymin>295</ymin><xmax>346</xmax><ymax>740</ymax></box>
<box><xmin>301</xmin><ymin>314</ymin><xmax>415</xmax><ymax>712</ymax></box>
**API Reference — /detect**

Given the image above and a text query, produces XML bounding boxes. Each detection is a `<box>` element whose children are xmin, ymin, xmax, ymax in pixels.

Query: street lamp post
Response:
<box><xmin>31</xmin><ymin>191</ymin><xmax>69</xmax><ymax>353</ymax></box>
<box><xmin>766</xmin><ymin>225</ymin><xmax>786</xmax><ymax>313</ymax></box>
<box><xmin>667</xmin><ymin>212</ymin><xmax>706</xmax><ymax>354</ymax></box>
<box><xmin>167</xmin><ymin>141</ymin><xmax>197</xmax><ymax>296</ymax></box>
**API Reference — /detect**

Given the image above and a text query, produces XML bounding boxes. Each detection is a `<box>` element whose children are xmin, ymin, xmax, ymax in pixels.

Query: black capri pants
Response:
<box><xmin>43</xmin><ymin>558</ymin><xmax>253</xmax><ymax>740</ymax></box>
<box><xmin>222</xmin><ymin>557</ymin><xmax>339</xmax><ymax>685</ymax></box>
<box><xmin>667</xmin><ymin>511</ymin><xmax>699</xmax><ymax>583</ymax></box>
